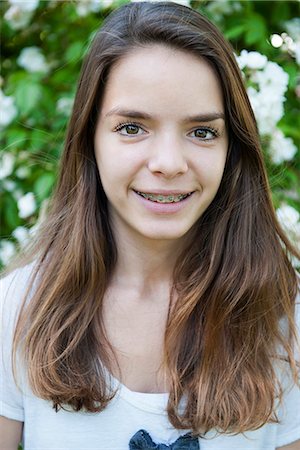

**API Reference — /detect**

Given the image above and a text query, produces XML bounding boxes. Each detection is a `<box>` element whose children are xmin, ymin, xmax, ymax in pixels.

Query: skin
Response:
<box><xmin>1</xmin><ymin>45</ymin><xmax>299</xmax><ymax>449</ymax></box>
<box><xmin>279</xmin><ymin>444</ymin><xmax>300</xmax><ymax>450</ymax></box>
<box><xmin>0</xmin><ymin>417</ymin><xmax>22</xmax><ymax>449</ymax></box>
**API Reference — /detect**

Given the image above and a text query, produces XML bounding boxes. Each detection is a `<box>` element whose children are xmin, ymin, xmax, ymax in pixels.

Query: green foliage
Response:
<box><xmin>1</xmin><ymin>0</ymin><xmax>299</xmax><ymax>268</ymax></box>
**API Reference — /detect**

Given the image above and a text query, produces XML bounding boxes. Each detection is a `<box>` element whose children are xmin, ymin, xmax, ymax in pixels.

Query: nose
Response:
<box><xmin>147</xmin><ymin>133</ymin><xmax>188</xmax><ymax>178</ymax></box>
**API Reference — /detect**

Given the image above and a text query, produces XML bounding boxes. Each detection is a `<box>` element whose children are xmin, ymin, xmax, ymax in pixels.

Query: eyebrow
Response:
<box><xmin>105</xmin><ymin>107</ymin><xmax>225</xmax><ymax>123</ymax></box>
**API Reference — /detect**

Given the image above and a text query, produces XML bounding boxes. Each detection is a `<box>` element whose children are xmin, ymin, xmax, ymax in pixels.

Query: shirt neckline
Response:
<box><xmin>109</xmin><ymin>374</ymin><xmax>170</xmax><ymax>414</ymax></box>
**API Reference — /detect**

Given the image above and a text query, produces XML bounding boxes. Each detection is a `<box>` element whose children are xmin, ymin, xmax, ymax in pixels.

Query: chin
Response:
<box><xmin>139</xmin><ymin>226</ymin><xmax>193</xmax><ymax>242</ymax></box>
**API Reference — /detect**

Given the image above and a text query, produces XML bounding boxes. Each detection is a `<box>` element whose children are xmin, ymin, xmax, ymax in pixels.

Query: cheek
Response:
<box><xmin>193</xmin><ymin>152</ymin><xmax>227</xmax><ymax>186</ymax></box>
<box><xmin>97</xmin><ymin>152</ymin><xmax>146</xmax><ymax>189</ymax></box>
<box><xmin>94</xmin><ymin>136</ymin><xmax>118</xmax><ymax>180</ymax></box>
<box><xmin>95</xmin><ymin>148</ymin><xmax>139</xmax><ymax>199</ymax></box>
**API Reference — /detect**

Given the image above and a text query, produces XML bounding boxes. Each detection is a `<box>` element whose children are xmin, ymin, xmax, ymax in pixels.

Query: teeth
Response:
<box><xmin>136</xmin><ymin>191</ymin><xmax>192</xmax><ymax>203</ymax></box>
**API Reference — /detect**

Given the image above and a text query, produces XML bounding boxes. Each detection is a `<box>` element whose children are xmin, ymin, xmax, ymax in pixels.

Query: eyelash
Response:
<box><xmin>113</xmin><ymin>121</ymin><xmax>145</xmax><ymax>135</ymax></box>
<box><xmin>113</xmin><ymin>121</ymin><xmax>220</xmax><ymax>140</ymax></box>
<box><xmin>190</xmin><ymin>126</ymin><xmax>219</xmax><ymax>140</ymax></box>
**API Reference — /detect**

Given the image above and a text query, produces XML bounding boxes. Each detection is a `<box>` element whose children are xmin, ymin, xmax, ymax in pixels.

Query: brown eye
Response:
<box><xmin>190</xmin><ymin>127</ymin><xmax>218</xmax><ymax>140</ymax></box>
<box><xmin>115</xmin><ymin>122</ymin><xmax>145</xmax><ymax>136</ymax></box>
<box><xmin>124</xmin><ymin>124</ymin><xmax>140</xmax><ymax>135</ymax></box>
<box><xmin>195</xmin><ymin>129</ymin><xmax>208</xmax><ymax>138</ymax></box>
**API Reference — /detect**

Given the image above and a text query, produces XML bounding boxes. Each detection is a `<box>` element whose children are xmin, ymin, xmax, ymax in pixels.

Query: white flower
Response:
<box><xmin>131</xmin><ymin>0</ymin><xmax>190</xmax><ymax>4</ymax></box>
<box><xmin>285</xmin><ymin>18</ymin><xmax>300</xmax><ymax>42</ymax></box>
<box><xmin>243</xmin><ymin>60</ymin><xmax>289</xmax><ymax>136</ymax></box>
<box><xmin>56</xmin><ymin>97</ymin><xmax>74</xmax><ymax>116</ymax></box>
<box><xmin>75</xmin><ymin>0</ymin><xmax>113</xmax><ymax>16</ymax></box>
<box><xmin>277</xmin><ymin>204</ymin><xmax>300</xmax><ymax>227</ymax></box>
<box><xmin>4</xmin><ymin>6</ymin><xmax>32</xmax><ymax>29</ymax></box>
<box><xmin>163</xmin><ymin>0</ymin><xmax>190</xmax><ymax>4</ymax></box>
<box><xmin>17</xmin><ymin>192</ymin><xmax>37</xmax><ymax>219</ymax></box>
<box><xmin>205</xmin><ymin>0</ymin><xmax>240</xmax><ymax>21</ymax></box>
<box><xmin>236</xmin><ymin>50</ymin><xmax>267</xmax><ymax>70</ymax></box>
<box><xmin>253</xmin><ymin>61</ymin><xmax>288</xmax><ymax>93</ymax></box>
<box><xmin>17</xmin><ymin>47</ymin><xmax>49</xmax><ymax>73</ymax></box>
<box><xmin>2</xmin><ymin>179</ymin><xmax>16</xmax><ymax>192</ymax></box>
<box><xmin>16</xmin><ymin>166</ymin><xmax>31</xmax><ymax>179</ymax></box>
<box><xmin>0</xmin><ymin>89</ymin><xmax>17</xmax><ymax>128</ymax></box>
<box><xmin>4</xmin><ymin>1</ymin><xmax>39</xmax><ymax>30</ymax></box>
<box><xmin>13</xmin><ymin>189</ymin><xmax>24</xmax><ymax>201</ymax></box>
<box><xmin>237</xmin><ymin>54</ymin><xmax>289</xmax><ymax>136</ymax></box>
<box><xmin>12</xmin><ymin>226</ymin><xmax>30</xmax><ymax>245</ymax></box>
<box><xmin>47</xmin><ymin>1</ymin><xmax>60</xmax><ymax>8</ymax></box>
<box><xmin>247</xmin><ymin>86</ymin><xmax>284</xmax><ymax>135</ymax></box>
<box><xmin>276</xmin><ymin>204</ymin><xmax>300</xmax><ymax>246</ymax></box>
<box><xmin>0</xmin><ymin>240</ymin><xmax>16</xmax><ymax>266</ymax></box>
<box><xmin>0</xmin><ymin>152</ymin><xmax>15</xmax><ymax>180</ymax></box>
<box><xmin>269</xmin><ymin>130</ymin><xmax>297</xmax><ymax>164</ymax></box>
<box><xmin>8</xmin><ymin>0</ymin><xmax>39</xmax><ymax>11</ymax></box>
<box><xmin>294</xmin><ymin>42</ymin><xmax>300</xmax><ymax>66</ymax></box>
<box><xmin>276</xmin><ymin>203</ymin><xmax>300</xmax><ymax>229</ymax></box>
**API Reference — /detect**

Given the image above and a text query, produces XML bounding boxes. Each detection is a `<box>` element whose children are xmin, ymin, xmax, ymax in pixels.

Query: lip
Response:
<box><xmin>132</xmin><ymin>189</ymin><xmax>195</xmax><ymax>214</ymax></box>
<box><xmin>134</xmin><ymin>189</ymin><xmax>193</xmax><ymax>196</ymax></box>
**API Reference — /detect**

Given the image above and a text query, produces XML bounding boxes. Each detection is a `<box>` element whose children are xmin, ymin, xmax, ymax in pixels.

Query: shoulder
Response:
<box><xmin>296</xmin><ymin>273</ymin><xmax>300</xmax><ymax>313</ymax></box>
<box><xmin>279</xmin><ymin>273</ymin><xmax>300</xmax><ymax>334</ymax></box>
<box><xmin>294</xmin><ymin>281</ymin><xmax>300</xmax><ymax>359</ymax></box>
<box><xmin>292</xmin><ymin>274</ymin><xmax>300</xmax><ymax>348</ymax></box>
<box><xmin>0</xmin><ymin>262</ymin><xmax>38</xmax><ymax>327</ymax></box>
<box><xmin>0</xmin><ymin>264</ymin><xmax>37</xmax><ymax>423</ymax></box>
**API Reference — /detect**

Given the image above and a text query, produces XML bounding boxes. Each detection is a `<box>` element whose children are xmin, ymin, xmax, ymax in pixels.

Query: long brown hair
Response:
<box><xmin>10</xmin><ymin>1</ymin><xmax>299</xmax><ymax>435</ymax></box>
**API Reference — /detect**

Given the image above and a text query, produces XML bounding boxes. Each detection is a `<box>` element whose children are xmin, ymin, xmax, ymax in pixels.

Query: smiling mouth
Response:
<box><xmin>135</xmin><ymin>191</ymin><xmax>193</xmax><ymax>203</ymax></box>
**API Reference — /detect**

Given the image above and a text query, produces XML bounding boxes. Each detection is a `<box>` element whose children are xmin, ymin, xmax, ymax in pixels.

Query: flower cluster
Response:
<box><xmin>283</xmin><ymin>18</ymin><xmax>300</xmax><ymax>65</ymax></box>
<box><xmin>205</xmin><ymin>0</ymin><xmax>242</xmax><ymax>22</ymax></box>
<box><xmin>0</xmin><ymin>89</ymin><xmax>17</xmax><ymax>129</ymax></box>
<box><xmin>17</xmin><ymin>47</ymin><xmax>49</xmax><ymax>74</ymax></box>
<box><xmin>236</xmin><ymin>50</ymin><xmax>297</xmax><ymax>164</ymax></box>
<box><xmin>4</xmin><ymin>0</ymin><xmax>39</xmax><ymax>30</ymax></box>
<box><xmin>0</xmin><ymin>46</ymin><xmax>49</xmax><ymax>130</ymax></box>
<box><xmin>0</xmin><ymin>152</ymin><xmax>15</xmax><ymax>179</ymax></box>
<box><xmin>276</xmin><ymin>204</ymin><xmax>300</xmax><ymax>266</ymax></box>
<box><xmin>75</xmin><ymin>0</ymin><xmax>114</xmax><ymax>16</ymax></box>
<box><xmin>131</xmin><ymin>0</ymin><xmax>190</xmax><ymax>3</ymax></box>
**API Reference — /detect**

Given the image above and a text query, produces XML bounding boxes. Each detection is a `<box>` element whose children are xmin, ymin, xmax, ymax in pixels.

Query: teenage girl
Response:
<box><xmin>1</xmin><ymin>2</ymin><xmax>299</xmax><ymax>449</ymax></box>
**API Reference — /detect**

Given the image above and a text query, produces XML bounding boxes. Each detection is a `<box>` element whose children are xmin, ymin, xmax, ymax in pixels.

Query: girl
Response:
<box><xmin>1</xmin><ymin>2</ymin><xmax>299</xmax><ymax>449</ymax></box>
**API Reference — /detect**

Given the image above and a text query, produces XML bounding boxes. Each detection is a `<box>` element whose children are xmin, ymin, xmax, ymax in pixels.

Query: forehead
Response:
<box><xmin>100</xmin><ymin>44</ymin><xmax>224</xmax><ymax>120</ymax></box>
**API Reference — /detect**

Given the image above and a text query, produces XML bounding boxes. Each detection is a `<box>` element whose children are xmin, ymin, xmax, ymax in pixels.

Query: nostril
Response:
<box><xmin>148</xmin><ymin>156</ymin><xmax>188</xmax><ymax>177</ymax></box>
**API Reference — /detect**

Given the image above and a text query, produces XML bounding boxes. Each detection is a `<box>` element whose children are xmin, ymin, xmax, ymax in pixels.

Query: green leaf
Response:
<box><xmin>6</xmin><ymin>71</ymin><xmax>27</xmax><ymax>93</ymax></box>
<box><xmin>224</xmin><ymin>24</ymin><xmax>247</xmax><ymax>40</ymax></box>
<box><xmin>33</xmin><ymin>172</ymin><xmax>55</xmax><ymax>201</ymax></box>
<box><xmin>28</xmin><ymin>129</ymin><xmax>52</xmax><ymax>152</ymax></box>
<box><xmin>15</xmin><ymin>80</ymin><xmax>43</xmax><ymax>115</ymax></box>
<box><xmin>65</xmin><ymin>41</ymin><xmax>85</xmax><ymax>64</ymax></box>
<box><xmin>245</xmin><ymin>14</ymin><xmax>267</xmax><ymax>46</ymax></box>
<box><xmin>3</xmin><ymin>196</ymin><xmax>20</xmax><ymax>230</ymax></box>
<box><xmin>279</xmin><ymin>124</ymin><xmax>300</xmax><ymax>141</ymax></box>
<box><xmin>5</xmin><ymin>128</ymin><xmax>28</xmax><ymax>149</ymax></box>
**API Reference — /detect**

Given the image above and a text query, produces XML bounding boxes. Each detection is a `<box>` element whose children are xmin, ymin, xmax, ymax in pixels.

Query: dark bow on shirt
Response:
<box><xmin>129</xmin><ymin>429</ymin><xmax>200</xmax><ymax>449</ymax></box>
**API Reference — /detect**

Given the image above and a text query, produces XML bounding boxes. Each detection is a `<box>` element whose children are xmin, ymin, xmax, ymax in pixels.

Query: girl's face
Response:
<box><xmin>94</xmin><ymin>45</ymin><xmax>228</xmax><ymax>244</ymax></box>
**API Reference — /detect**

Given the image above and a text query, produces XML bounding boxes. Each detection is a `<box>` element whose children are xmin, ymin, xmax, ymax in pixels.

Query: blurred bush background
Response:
<box><xmin>1</xmin><ymin>0</ymin><xmax>300</xmax><ymax>269</ymax></box>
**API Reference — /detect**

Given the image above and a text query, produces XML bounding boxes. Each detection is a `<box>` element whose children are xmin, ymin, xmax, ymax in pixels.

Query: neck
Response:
<box><xmin>111</xmin><ymin>226</ymin><xmax>187</xmax><ymax>297</ymax></box>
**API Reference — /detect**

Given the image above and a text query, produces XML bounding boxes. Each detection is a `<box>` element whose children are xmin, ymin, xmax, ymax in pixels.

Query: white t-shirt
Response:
<box><xmin>1</xmin><ymin>264</ymin><xmax>300</xmax><ymax>450</ymax></box>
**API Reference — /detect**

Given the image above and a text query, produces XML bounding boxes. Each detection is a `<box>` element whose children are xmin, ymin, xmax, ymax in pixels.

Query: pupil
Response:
<box><xmin>195</xmin><ymin>129</ymin><xmax>207</xmax><ymax>138</ymax></box>
<box><xmin>126</xmin><ymin>125</ymin><xmax>138</xmax><ymax>134</ymax></box>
